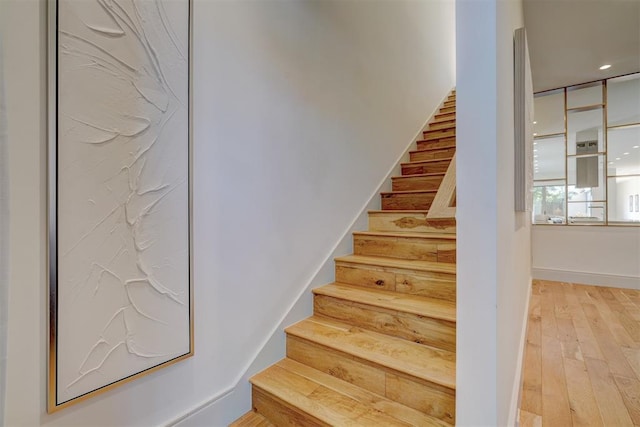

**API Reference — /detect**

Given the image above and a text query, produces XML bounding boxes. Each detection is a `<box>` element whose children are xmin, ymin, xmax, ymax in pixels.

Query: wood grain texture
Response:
<box><xmin>285</xmin><ymin>317</ymin><xmax>456</xmax><ymax>389</ymax></box>
<box><xmin>352</xmin><ymin>231</ymin><xmax>455</xmax><ymax>262</ymax></box>
<box><xmin>409</xmin><ymin>147</ymin><xmax>456</xmax><ymax>162</ymax></box>
<box><xmin>386</xmin><ymin>373</ymin><xmax>455</xmax><ymax>424</ymax></box>
<box><xmin>381</xmin><ymin>190</ymin><xmax>437</xmax><ymax>210</ymax></box>
<box><xmin>367</xmin><ymin>210</ymin><xmax>456</xmax><ymax>234</ymax></box>
<box><xmin>417</xmin><ymin>137</ymin><xmax>457</xmax><ymax>151</ymax></box>
<box><xmin>275</xmin><ymin>358</ymin><xmax>451</xmax><ymax>427</ymax></box>
<box><xmin>401</xmin><ymin>159</ymin><xmax>451</xmax><ymax>175</ymax></box>
<box><xmin>428</xmin><ymin>120</ymin><xmax>456</xmax><ymax>131</ymax></box>
<box><xmin>435</xmin><ymin>105</ymin><xmax>455</xmax><ymax>114</ymax></box>
<box><xmin>229</xmin><ymin>411</ymin><xmax>276</xmax><ymax>427</ymax></box>
<box><xmin>520</xmin><ymin>280</ymin><xmax>640</xmax><ymax>427</ymax></box>
<box><xmin>392</xmin><ymin>173</ymin><xmax>445</xmax><ymax>192</ymax></box>
<box><xmin>427</xmin><ymin>154</ymin><xmax>456</xmax><ymax>219</ymax></box>
<box><xmin>433</xmin><ymin>112</ymin><xmax>456</xmax><ymax>122</ymax></box>
<box><xmin>313</xmin><ymin>283</ymin><xmax>455</xmax><ymax>351</ymax></box>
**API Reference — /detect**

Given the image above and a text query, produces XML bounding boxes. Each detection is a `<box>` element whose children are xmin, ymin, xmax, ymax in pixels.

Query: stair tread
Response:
<box><xmin>392</xmin><ymin>172</ymin><xmax>445</xmax><ymax>181</ymax></box>
<box><xmin>410</xmin><ymin>145</ymin><xmax>456</xmax><ymax>154</ymax></box>
<box><xmin>353</xmin><ymin>230</ymin><xmax>456</xmax><ymax>240</ymax></box>
<box><xmin>229</xmin><ymin>411</ymin><xmax>275</xmax><ymax>427</ymax></box>
<box><xmin>424</xmin><ymin>128</ymin><xmax>455</xmax><ymax>135</ymax></box>
<box><xmin>334</xmin><ymin>254</ymin><xmax>456</xmax><ymax>274</ymax></box>
<box><xmin>369</xmin><ymin>209</ymin><xmax>431</xmax><ymax>214</ymax></box>
<box><xmin>401</xmin><ymin>158</ymin><xmax>453</xmax><ymax>167</ymax></box>
<box><xmin>251</xmin><ymin>358</ymin><xmax>451</xmax><ymax>427</ymax></box>
<box><xmin>313</xmin><ymin>282</ymin><xmax>456</xmax><ymax>322</ymax></box>
<box><xmin>381</xmin><ymin>189</ymin><xmax>438</xmax><ymax>196</ymax></box>
<box><xmin>285</xmin><ymin>317</ymin><xmax>456</xmax><ymax>390</ymax></box>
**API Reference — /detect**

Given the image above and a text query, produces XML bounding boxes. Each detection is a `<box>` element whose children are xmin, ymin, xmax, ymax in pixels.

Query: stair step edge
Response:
<box><xmin>410</xmin><ymin>145</ymin><xmax>456</xmax><ymax>154</ymax></box>
<box><xmin>313</xmin><ymin>282</ymin><xmax>456</xmax><ymax>322</ymax></box>
<box><xmin>334</xmin><ymin>254</ymin><xmax>456</xmax><ymax>274</ymax></box>
<box><xmin>381</xmin><ymin>189</ymin><xmax>439</xmax><ymax>196</ymax></box>
<box><xmin>353</xmin><ymin>230</ymin><xmax>456</xmax><ymax>240</ymax></box>
<box><xmin>392</xmin><ymin>172</ymin><xmax>446</xmax><ymax>180</ymax></box>
<box><xmin>250</xmin><ymin>359</ymin><xmax>452</xmax><ymax>427</ymax></box>
<box><xmin>285</xmin><ymin>317</ymin><xmax>456</xmax><ymax>390</ymax></box>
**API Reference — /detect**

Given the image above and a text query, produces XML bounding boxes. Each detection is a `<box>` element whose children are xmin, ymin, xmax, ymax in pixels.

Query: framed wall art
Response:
<box><xmin>47</xmin><ymin>0</ymin><xmax>193</xmax><ymax>412</ymax></box>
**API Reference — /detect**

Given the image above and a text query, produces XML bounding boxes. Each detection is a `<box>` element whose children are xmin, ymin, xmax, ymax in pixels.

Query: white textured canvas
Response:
<box><xmin>54</xmin><ymin>0</ymin><xmax>190</xmax><ymax>406</ymax></box>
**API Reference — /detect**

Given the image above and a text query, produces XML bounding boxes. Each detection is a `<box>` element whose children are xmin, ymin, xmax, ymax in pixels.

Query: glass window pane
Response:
<box><xmin>567</xmin><ymin>82</ymin><xmax>603</xmax><ymax>109</ymax></box>
<box><xmin>568</xmin><ymin>155</ymin><xmax>606</xmax><ymax>201</ymax></box>
<box><xmin>534</xmin><ymin>136</ymin><xmax>565</xmax><ymax>180</ymax></box>
<box><xmin>608</xmin><ymin>176</ymin><xmax>640</xmax><ymax>224</ymax></box>
<box><xmin>533</xmin><ymin>182</ymin><xmax>566</xmax><ymax>224</ymax></box>
<box><xmin>567</xmin><ymin>107</ymin><xmax>604</xmax><ymax>155</ymax></box>
<box><xmin>607</xmin><ymin>73</ymin><xmax>640</xmax><ymax>127</ymax></box>
<box><xmin>568</xmin><ymin>201</ymin><xmax>606</xmax><ymax>225</ymax></box>
<box><xmin>534</xmin><ymin>90</ymin><xmax>564</xmax><ymax>136</ymax></box>
<box><xmin>607</xmin><ymin>126</ymin><xmax>640</xmax><ymax>176</ymax></box>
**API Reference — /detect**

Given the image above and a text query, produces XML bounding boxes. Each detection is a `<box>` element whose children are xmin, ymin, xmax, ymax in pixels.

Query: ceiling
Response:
<box><xmin>523</xmin><ymin>0</ymin><xmax>640</xmax><ymax>92</ymax></box>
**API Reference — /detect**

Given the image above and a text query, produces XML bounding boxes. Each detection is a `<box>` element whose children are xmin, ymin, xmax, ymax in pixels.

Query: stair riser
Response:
<box><xmin>402</xmin><ymin>161</ymin><xmax>450</xmax><ymax>175</ymax></box>
<box><xmin>353</xmin><ymin>234</ymin><xmax>456</xmax><ymax>262</ymax></box>
<box><xmin>439</xmin><ymin>106</ymin><xmax>455</xmax><ymax>114</ymax></box>
<box><xmin>428</xmin><ymin>120</ymin><xmax>456</xmax><ymax>131</ymax></box>
<box><xmin>368</xmin><ymin>212</ymin><xmax>456</xmax><ymax>234</ymax></box>
<box><xmin>443</xmin><ymin>101</ymin><xmax>455</xmax><ymax>108</ymax></box>
<box><xmin>423</xmin><ymin>128</ymin><xmax>456</xmax><ymax>140</ymax></box>
<box><xmin>334</xmin><ymin>262</ymin><xmax>457</xmax><ymax>302</ymax></box>
<box><xmin>314</xmin><ymin>295</ymin><xmax>456</xmax><ymax>352</ymax></box>
<box><xmin>381</xmin><ymin>193</ymin><xmax>435</xmax><ymax>210</ymax></box>
<box><xmin>392</xmin><ymin>175</ymin><xmax>443</xmax><ymax>191</ymax></box>
<box><xmin>252</xmin><ymin>388</ymin><xmax>327</xmax><ymax>427</ymax></box>
<box><xmin>286</xmin><ymin>336</ymin><xmax>456</xmax><ymax>424</ymax></box>
<box><xmin>417</xmin><ymin>137</ymin><xmax>457</xmax><ymax>151</ymax></box>
<box><xmin>409</xmin><ymin>147</ymin><xmax>456</xmax><ymax>162</ymax></box>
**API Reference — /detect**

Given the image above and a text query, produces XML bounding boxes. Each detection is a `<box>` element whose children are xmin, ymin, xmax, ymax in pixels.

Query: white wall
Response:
<box><xmin>2</xmin><ymin>0</ymin><xmax>456</xmax><ymax>425</ymax></box>
<box><xmin>0</xmin><ymin>16</ymin><xmax>10</xmax><ymax>423</ymax></box>
<box><xmin>533</xmin><ymin>226</ymin><xmax>640</xmax><ymax>289</ymax></box>
<box><xmin>456</xmin><ymin>0</ymin><xmax>531</xmax><ymax>425</ymax></box>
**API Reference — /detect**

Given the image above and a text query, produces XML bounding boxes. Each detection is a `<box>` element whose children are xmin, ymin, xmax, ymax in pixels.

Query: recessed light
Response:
<box><xmin>534</xmin><ymin>149</ymin><xmax>538</xmax><ymax>153</ymax></box>
<box><xmin>624</xmin><ymin>152</ymin><xmax>630</xmax><ymax>155</ymax></box>
<box><xmin>633</xmin><ymin>145</ymin><xmax>639</xmax><ymax>149</ymax></box>
<box><xmin>599</xmin><ymin>64</ymin><xmax>611</xmax><ymax>70</ymax></box>
<box><xmin>616</xmin><ymin>157</ymin><xmax>621</xmax><ymax>160</ymax></box>
<box><xmin>609</xmin><ymin>162</ymin><xmax>614</xmax><ymax>165</ymax></box>
<box><xmin>533</xmin><ymin>121</ymin><xmax>537</xmax><ymax>124</ymax></box>
<box><xmin>533</xmin><ymin>133</ymin><xmax>538</xmax><ymax>136</ymax></box>
<box><xmin>534</xmin><ymin>142</ymin><xmax>537</xmax><ymax>145</ymax></box>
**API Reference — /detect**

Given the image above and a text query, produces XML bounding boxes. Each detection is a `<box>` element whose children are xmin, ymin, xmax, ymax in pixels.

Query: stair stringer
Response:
<box><xmin>165</xmin><ymin>91</ymin><xmax>453</xmax><ymax>427</ymax></box>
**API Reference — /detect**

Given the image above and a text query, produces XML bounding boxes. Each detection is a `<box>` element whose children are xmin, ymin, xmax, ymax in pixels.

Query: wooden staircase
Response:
<box><xmin>231</xmin><ymin>90</ymin><xmax>457</xmax><ymax>427</ymax></box>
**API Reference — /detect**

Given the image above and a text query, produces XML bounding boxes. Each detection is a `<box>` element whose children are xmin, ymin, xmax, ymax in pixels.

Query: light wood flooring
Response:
<box><xmin>519</xmin><ymin>280</ymin><xmax>640</xmax><ymax>427</ymax></box>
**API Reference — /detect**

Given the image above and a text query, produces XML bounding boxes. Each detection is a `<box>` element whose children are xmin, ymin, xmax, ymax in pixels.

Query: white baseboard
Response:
<box><xmin>507</xmin><ymin>278</ymin><xmax>532</xmax><ymax>427</ymax></box>
<box><xmin>532</xmin><ymin>268</ymin><xmax>640</xmax><ymax>290</ymax></box>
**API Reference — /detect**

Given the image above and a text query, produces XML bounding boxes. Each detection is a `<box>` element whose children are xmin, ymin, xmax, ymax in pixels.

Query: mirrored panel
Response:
<box><xmin>608</xmin><ymin>126</ymin><xmax>640</xmax><ymax>176</ymax></box>
<box><xmin>568</xmin><ymin>154</ymin><xmax>606</xmax><ymax>201</ymax></box>
<box><xmin>567</xmin><ymin>107</ymin><xmax>604</xmax><ymax>155</ymax></box>
<box><xmin>534</xmin><ymin>90</ymin><xmax>564</xmax><ymax>136</ymax></box>
<box><xmin>568</xmin><ymin>201</ymin><xmax>606</xmax><ymax>225</ymax></box>
<box><xmin>533</xmin><ymin>181</ymin><xmax>566</xmax><ymax>224</ymax></box>
<box><xmin>608</xmin><ymin>73</ymin><xmax>640</xmax><ymax>127</ymax></box>
<box><xmin>608</xmin><ymin>176</ymin><xmax>640</xmax><ymax>224</ymax></box>
<box><xmin>534</xmin><ymin>135</ymin><xmax>565</xmax><ymax>180</ymax></box>
<box><xmin>567</xmin><ymin>81</ymin><xmax>602</xmax><ymax>109</ymax></box>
